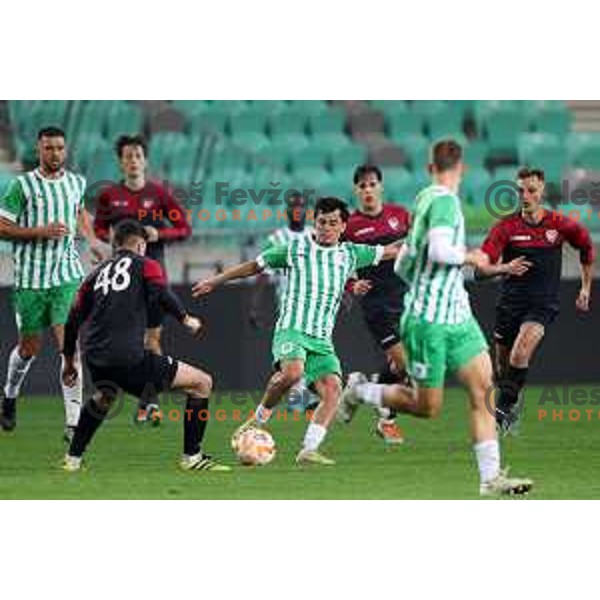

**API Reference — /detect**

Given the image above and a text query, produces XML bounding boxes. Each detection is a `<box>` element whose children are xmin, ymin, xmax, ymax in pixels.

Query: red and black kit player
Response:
<box><xmin>339</xmin><ymin>165</ymin><xmax>411</xmax><ymax>444</ymax></box>
<box><xmin>94</xmin><ymin>135</ymin><xmax>192</xmax><ymax>421</ymax></box>
<box><xmin>61</xmin><ymin>219</ymin><xmax>229</xmax><ymax>472</ymax></box>
<box><xmin>478</xmin><ymin>167</ymin><xmax>594</xmax><ymax>433</ymax></box>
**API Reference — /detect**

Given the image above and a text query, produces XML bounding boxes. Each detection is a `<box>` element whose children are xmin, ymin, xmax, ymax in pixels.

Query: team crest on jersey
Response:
<box><xmin>545</xmin><ymin>229</ymin><xmax>559</xmax><ymax>243</ymax></box>
<box><xmin>388</xmin><ymin>217</ymin><xmax>400</xmax><ymax>230</ymax></box>
<box><xmin>142</xmin><ymin>198</ymin><xmax>156</xmax><ymax>209</ymax></box>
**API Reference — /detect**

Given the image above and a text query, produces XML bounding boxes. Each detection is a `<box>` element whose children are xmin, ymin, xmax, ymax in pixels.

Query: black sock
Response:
<box><xmin>496</xmin><ymin>365</ymin><xmax>529</xmax><ymax>415</ymax></box>
<box><xmin>184</xmin><ymin>396</ymin><xmax>209</xmax><ymax>456</ymax></box>
<box><xmin>68</xmin><ymin>398</ymin><xmax>109</xmax><ymax>457</ymax></box>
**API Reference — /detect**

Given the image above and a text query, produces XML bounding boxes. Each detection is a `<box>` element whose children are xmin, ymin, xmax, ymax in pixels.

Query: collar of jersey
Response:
<box><xmin>34</xmin><ymin>168</ymin><xmax>67</xmax><ymax>183</ymax></box>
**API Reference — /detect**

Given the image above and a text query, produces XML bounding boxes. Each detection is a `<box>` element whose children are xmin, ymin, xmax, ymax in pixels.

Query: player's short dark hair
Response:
<box><xmin>315</xmin><ymin>196</ymin><xmax>350</xmax><ymax>222</ymax></box>
<box><xmin>517</xmin><ymin>166</ymin><xmax>545</xmax><ymax>182</ymax></box>
<box><xmin>37</xmin><ymin>126</ymin><xmax>66</xmax><ymax>140</ymax></box>
<box><xmin>113</xmin><ymin>219</ymin><xmax>149</xmax><ymax>247</ymax></box>
<box><xmin>353</xmin><ymin>164</ymin><xmax>383</xmax><ymax>184</ymax></box>
<box><xmin>431</xmin><ymin>139</ymin><xmax>463</xmax><ymax>172</ymax></box>
<box><xmin>115</xmin><ymin>134</ymin><xmax>148</xmax><ymax>159</ymax></box>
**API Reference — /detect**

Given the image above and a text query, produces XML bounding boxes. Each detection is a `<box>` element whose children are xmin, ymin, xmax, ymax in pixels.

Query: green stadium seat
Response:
<box><xmin>410</xmin><ymin>100</ymin><xmax>449</xmax><ymax>118</ymax></box>
<box><xmin>268</xmin><ymin>111</ymin><xmax>309</xmax><ymax>138</ymax></box>
<box><xmin>483</xmin><ymin>109</ymin><xmax>530</xmax><ymax>153</ymax></box>
<box><xmin>518</xmin><ymin>133</ymin><xmax>567</xmax><ymax>181</ymax></box>
<box><xmin>308</xmin><ymin>110</ymin><xmax>347</xmax><ymax>135</ymax></box>
<box><xmin>292</xmin><ymin>167</ymin><xmax>334</xmax><ymax>196</ymax></box>
<box><xmin>328</xmin><ymin>144</ymin><xmax>367</xmax><ymax>171</ymax></box>
<box><xmin>382</xmin><ymin>168</ymin><xmax>415</xmax><ymax>201</ymax></box>
<box><xmin>173</xmin><ymin>100</ymin><xmax>213</xmax><ymax>118</ymax></box>
<box><xmin>150</xmin><ymin>132</ymin><xmax>191</xmax><ymax>171</ymax></box>
<box><xmin>313</xmin><ymin>132</ymin><xmax>353</xmax><ymax>153</ymax></box>
<box><xmin>264</xmin><ymin>134</ymin><xmax>309</xmax><ymax>166</ymax></box>
<box><xmin>289</xmin><ymin>146</ymin><xmax>330</xmax><ymax>170</ymax></box>
<box><xmin>396</xmin><ymin>134</ymin><xmax>429</xmax><ymax>170</ymax></box>
<box><xmin>463</xmin><ymin>168</ymin><xmax>492</xmax><ymax>205</ymax></box>
<box><xmin>245</xmin><ymin>100</ymin><xmax>289</xmax><ymax>115</ymax></box>
<box><xmin>387</xmin><ymin>111</ymin><xmax>424</xmax><ymax>137</ymax></box>
<box><xmin>492</xmin><ymin>166</ymin><xmax>519</xmax><ymax>182</ymax></box>
<box><xmin>472</xmin><ymin>100</ymin><xmax>519</xmax><ymax>124</ymax></box>
<box><xmin>188</xmin><ymin>109</ymin><xmax>230</xmax><ymax>135</ymax></box>
<box><xmin>533</xmin><ymin>109</ymin><xmax>571</xmax><ymax>136</ymax></box>
<box><xmin>567</xmin><ymin>133</ymin><xmax>600</xmax><ymax>169</ymax></box>
<box><xmin>425</xmin><ymin>105</ymin><xmax>465</xmax><ymax>140</ymax></box>
<box><xmin>286</xmin><ymin>100</ymin><xmax>330</xmax><ymax>115</ymax></box>
<box><xmin>463</xmin><ymin>139</ymin><xmax>488</xmax><ymax>170</ymax></box>
<box><xmin>209</xmin><ymin>151</ymin><xmax>249</xmax><ymax>175</ymax></box>
<box><xmin>105</xmin><ymin>103</ymin><xmax>143</xmax><ymax>140</ymax></box>
<box><xmin>370</xmin><ymin>100</ymin><xmax>409</xmax><ymax>115</ymax></box>
<box><xmin>228</xmin><ymin>110</ymin><xmax>269</xmax><ymax>136</ymax></box>
<box><xmin>229</xmin><ymin>132</ymin><xmax>272</xmax><ymax>154</ymax></box>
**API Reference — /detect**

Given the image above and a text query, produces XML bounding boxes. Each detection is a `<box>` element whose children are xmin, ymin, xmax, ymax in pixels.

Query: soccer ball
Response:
<box><xmin>234</xmin><ymin>428</ymin><xmax>276</xmax><ymax>466</ymax></box>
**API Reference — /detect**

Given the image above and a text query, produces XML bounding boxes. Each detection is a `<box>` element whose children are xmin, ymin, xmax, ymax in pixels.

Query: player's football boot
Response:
<box><xmin>337</xmin><ymin>372</ymin><xmax>368</xmax><ymax>423</ymax></box>
<box><xmin>295</xmin><ymin>449</ymin><xmax>336</xmax><ymax>466</ymax></box>
<box><xmin>179</xmin><ymin>453</ymin><xmax>232</xmax><ymax>472</ymax></box>
<box><xmin>479</xmin><ymin>469</ymin><xmax>533</xmax><ymax>497</ymax></box>
<box><xmin>0</xmin><ymin>395</ymin><xmax>17</xmax><ymax>432</ymax></box>
<box><xmin>62</xmin><ymin>455</ymin><xmax>83</xmax><ymax>472</ymax></box>
<box><xmin>376</xmin><ymin>419</ymin><xmax>405</xmax><ymax>444</ymax></box>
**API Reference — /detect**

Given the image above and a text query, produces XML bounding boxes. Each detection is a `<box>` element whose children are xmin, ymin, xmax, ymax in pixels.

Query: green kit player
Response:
<box><xmin>340</xmin><ymin>139</ymin><xmax>533</xmax><ymax>496</ymax></box>
<box><xmin>192</xmin><ymin>196</ymin><xmax>401</xmax><ymax>465</ymax></box>
<box><xmin>0</xmin><ymin>126</ymin><xmax>104</xmax><ymax>439</ymax></box>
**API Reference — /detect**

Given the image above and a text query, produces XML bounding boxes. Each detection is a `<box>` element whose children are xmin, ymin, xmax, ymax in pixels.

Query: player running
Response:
<box><xmin>339</xmin><ymin>140</ymin><xmax>533</xmax><ymax>495</ymax></box>
<box><xmin>249</xmin><ymin>192</ymin><xmax>316</xmax><ymax>412</ymax></box>
<box><xmin>339</xmin><ymin>164</ymin><xmax>411</xmax><ymax>444</ymax></box>
<box><xmin>93</xmin><ymin>134</ymin><xmax>192</xmax><ymax>422</ymax></box>
<box><xmin>0</xmin><ymin>126</ymin><xmax>105</xmax><ymax>440</ymax></box>
<box><xmin>192</xmin><ymin>196</ymin><xmax>402</xmax><ymax>465</ymax></box>
<box><xmin>477</xmin><ymin>167</ymin><xmax>594</xmax><ymax>434</ymax></box>
<box><xmin>62</xmin><ymin>219</ymin><xmax>229</xmax><ymax>472</ymax></box>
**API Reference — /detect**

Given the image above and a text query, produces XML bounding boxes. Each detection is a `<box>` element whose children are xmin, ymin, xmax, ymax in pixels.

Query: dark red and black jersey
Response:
<box><xmin>94</xmin><ymin>180</ymin><xmax>192</xmax><ymax>264</ymax></box>
<box><xmin>481</xmin><ymin>210</ymin><xmax>594</xmax><ymax>309</ymax></box>
<box><xmin>63</xmin><ymin>249</ymin><xmax>187</xmax><ymax>367</ymax></box>
<box><xmin>345</xmin><ymin>204</ymin><xmax>411</xmax><ymax>306</ymax></box>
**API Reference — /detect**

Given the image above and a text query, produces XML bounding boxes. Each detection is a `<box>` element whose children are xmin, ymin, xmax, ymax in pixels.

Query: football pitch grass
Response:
<box><xmin>1</xmin><ymin>387</ymin><xmax>600</xmax><ymax>499</ymax></box>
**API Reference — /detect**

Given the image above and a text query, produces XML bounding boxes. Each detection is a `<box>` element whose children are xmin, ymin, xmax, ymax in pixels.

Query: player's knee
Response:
<box><xmin>509</xmin><ymin>347</ymin><xmax>530</xmax><ymax>368</ymax></box>
<box><xmin>196</xmin><ymin>371</ymin><xmax>213</xmax><ymax>397</ymax></box>
<box><xmin>420</xmin><ymin>402</ymin><xmax>441</xmax><ymax>419</ymax></box>
<box><xmin>19</xmin><ymin>339</ymin><xmax>40</xmax><ymax>359</ymax></box>
<box><xmin>319</xmin><ymin>376</ymin><xmax>342</xmax><ymax>404</ymax></box>
<box><xmin>280</xmin><ymin>364</ymin><xmax>304</xmax><ymax>387</ymax></box>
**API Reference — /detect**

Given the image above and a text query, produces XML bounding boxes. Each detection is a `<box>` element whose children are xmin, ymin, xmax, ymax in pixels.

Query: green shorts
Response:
<box><xmin>13</xmin><ymin>282</ymin><xmax>80</xmax><ymax>336</ymax></box>
<box><xmin>272</xmin><ymin>329</ymin><xmax>342</xmax><ymax>386</ymax></box>
<box><xmin>401</xmin><ymin>314</ymin><xmax>488</xmax><ymax>388</ymax></box>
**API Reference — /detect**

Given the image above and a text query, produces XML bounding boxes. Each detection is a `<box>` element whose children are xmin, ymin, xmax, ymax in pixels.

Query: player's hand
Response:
<box><xmin>89</xmin><ymin>240</ymin><xmax>108</xmax><ymax>264</ymax></box>
<box><xmin>504</xmin><ymin>256</ymin><xmax>532</xmax><ymax>277</ymax></box>
<box><xmin>144</xmin><ymin>226</ymin><xmax>160</xmax><ymax>243</ymax></box>
<box><xmin>62</xmin><ymin>357</ymin><xmax>78</xmax><ymax>387</ymax></box>
<box><xmin>576</xmin><ymin>289</ymin><xmax>591</xmax><ymax>312</ymax></box>
<box><xmin>37</xmin><ymin>222</ymin><xmax>69</xmax><ymax>240</ymax></box>
<box><xmin>183</xmin><ymin>315</ymin><xmax>203</xmax><ymax>337</ymax></box>
<box><xmin>192</xmin><ymin>278</ymin><xmax>217</xmax><ymax>297</ymax></box>
<box><xmin>352</xmin><ymin>279</ymin><xmax>373</xmax><ymax>296</ymax></box>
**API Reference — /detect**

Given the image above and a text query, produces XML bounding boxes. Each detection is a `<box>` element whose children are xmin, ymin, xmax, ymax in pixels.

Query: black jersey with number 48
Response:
<box><xmin>63</xmin><ymin>249</ymin><xmax>187</xmax><ymax>367</ymax></box>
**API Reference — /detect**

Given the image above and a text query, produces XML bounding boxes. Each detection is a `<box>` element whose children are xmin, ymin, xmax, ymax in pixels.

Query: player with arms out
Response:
<box><xmin>249</xmin><ymin>192</ymin><xmax>316</xmax><ymax>412</ymax></box>
<box><xmin>477</xmin><ymin>167</ymin><xmax>594</xmax><ymax>434</ymax></box>
<box><xmin>340</xmin><ymin>140</ymin><xmax>533</xmax><ymax>495</ymax></box>
<box><xmin>94</xmin><ymin>135</ymin><xmax>192</xmax><ymax>422</ymax></box>
<box><xmin>193</xmin><ymin>196</ymin><xmax>402</xmax><ymax>465</ymax></box>
<box><xmin>62</xmin><ymin>219</ymin><xmax>229</xmax><ymax>472</ymax></box>
<box><xmin>339</xmin><ymin>164</ymin><xmax>411</xmax><ymax>444</ymax></box>
<box><xmin>0</xmin><ymin>126</ymin><xmax>105</xmax><ymax>440</ymax></box>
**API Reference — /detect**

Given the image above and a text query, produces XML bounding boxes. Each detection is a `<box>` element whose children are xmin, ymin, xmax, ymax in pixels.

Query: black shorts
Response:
<box><xmin>494</xmin><ymin>304</ymin><xmax>558</xmax><ymax>348</ymax></box>
<box><xmin>362</xmin><ymin>303</ymin><xmax>402</xmax><ymax>351</ymax></box>
<box><xmin>86</xmin><ymin>351</ymin><xmax>179</xmax><ymax>400</ymax></box>
<box><xmin>147</xmin><ymin>301</ymin><xmax>165</xmax><ymax>329</ymax></box>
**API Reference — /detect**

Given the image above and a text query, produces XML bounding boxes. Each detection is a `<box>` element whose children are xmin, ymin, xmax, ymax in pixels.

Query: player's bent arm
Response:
<box><xmin>192</xmin><ymin>260</ymin><xmax>262</xmax><ymax>297</ymax></box>
<box><xmin>77</xmin><ymin>208</ymin><xmax>106</xmax><ymax>261</ymax></box>
<box><xmin>0</xmin><ymin>216</ymin><xmax>66</xmax><ymax>241</ymax></box>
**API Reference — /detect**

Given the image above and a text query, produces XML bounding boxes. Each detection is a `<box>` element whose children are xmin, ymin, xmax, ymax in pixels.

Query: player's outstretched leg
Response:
<box><xmin>296</xmin><ymin>374</ymin><xmax>340</xmax><ymax>466</ymax></box>
<box><xmin>63</xmin><ymin>388</ymin><xmax>115</xmax><ymax>472</ymax></box>
<box><xmin>136</xmin><ymin>325</ymin><xmax>163</xmax><ymax>425</ymax></box>
<box><xmin>232</xmin><ymin>359</ymin><xmax>304</xmax><ymax>445</ymax></box>
<box><xmin>1</xmin><ymin>337</ymin><xmax>40</xmax><ymax>432</ymax></box>
<box><xmin>171</xmin><ymin>361</ymin><xmax>231</xmax><ymax>472</ymax></box>
<box><xmin>457</xmin><ymin>351</ymin><xmax>533</xmax><ymax>496</ymax></box>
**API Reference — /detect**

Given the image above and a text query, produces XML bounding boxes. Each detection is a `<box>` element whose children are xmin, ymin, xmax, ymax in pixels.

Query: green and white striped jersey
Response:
<box><xmin>262</xmin><ymin>226</ymin><xmax>314</xmax><ymax>301</ymax></box>
<box><xmin>257</xmin><ymin>235</ymin><xmax>384</xmax><ymax>340</ymax></box>
<box><xmin>397</xmin><ymin>184</ymin><xmax>472</xmax><ymax>325</ymax></box>
<box><xmin>0</xmin><ymin>169</ymin><xmax>86</xmax><ymax>289</ymax></box>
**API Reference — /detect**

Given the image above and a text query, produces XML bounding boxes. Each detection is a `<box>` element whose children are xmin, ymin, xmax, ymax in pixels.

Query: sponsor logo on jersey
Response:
<box><xmin>510</xmin><ymin>235</ymin><xmax>532</xmax><ymax>242</ymax></box>
<box><xmin>545</xmin><ymin>229</ymin><xmax>559</xmax><ymax>243</ymax></box>
<box><xmin>388</xmin><ymin>217</ymin><xmax>400</xmax><ymax>230</ymax></box>
<box><xmin>355</xmin><ymin>227</ymin><xmax>375</xmax><ymax>236</ymax></box>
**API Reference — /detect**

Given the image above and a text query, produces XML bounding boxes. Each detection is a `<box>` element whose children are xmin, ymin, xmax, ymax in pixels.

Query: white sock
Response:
<box><xmin>356</xmin><ymin>383</ymin><xmax>384</xmax><ymax>408</ymax></box>
<box><xmin>302</xmin><ymin>423</ymin><xmax>327</xmax><ymax>452</ymax></box>
<box><xmin>255</xmin><ymin>404</ymin><xmax>272</xmax><ymax>425</ymax></box>
<box><xmin>473</xmin><ymin>439</ymin><xmax>500</xmax><ymax>484</ymax></box>
<box><xmin>377</xmin><ymin>406</ymin><xmax>392</xmax><ymax>420</ymax></box>
<box><xmin>4</xmin><ymin>346</ymin><xmax>34</xmax><ymax>398</ymax></box>
<box><xmin>61</xmin><ymin>354</ymin><xmax>82</xmax><ymax>427</ymax></box>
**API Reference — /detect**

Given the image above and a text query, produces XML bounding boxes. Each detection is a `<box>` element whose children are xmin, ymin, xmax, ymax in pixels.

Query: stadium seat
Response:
<box><xmin>518</xmin><ymin>133</ymin><xmax>567</xmax><ymax>182</ymax></box>
<box><xmin>328</xmin><ymin>144</ymin><xmax>367</xmax><ymax>171</ymax></box>
<box><xmin>381</xmin><ymin>168</ymin><xmax>415</xmax><ymax>201</ymax></box>
<box><xmin>483</xmin><ymin>109</ymin><xmax>531</xmax><ymax>154</ymax></box>
<box><xmin>532</xmin><ymin>107</ymin><xmax>572</xmax><ymax>137</ymax></box>
<box><xmin>229</xmin><ymin>132</ymin><xmax>272</xmax><ymax>154</ymax></box>
<box><xmin>463</xmin><ymin>139</ymin><xmax>488</xmax><ymax>170</ymax></box>
<box><xmin>395</xmin><ymin>134</ymin><xmax>429</xmax><ymax>170</ymax></box>
<box><xmin>463</xmin><ymin>168</ymin><xmax>492</xmax><ymax>205</ymax></box>
<box><xmin>268</xmin><ymin>111</ymin><xmax>309</xmax><ymax>138</ymax></box>
<box><xmin>105</xmin><ymin>103</ymin><xmax>144</xmax><ymax>140</ymax></box>
<box><xmin>410</xmin><ymin>100</ymin><xmax>449</xmax><ymax>118</ymax></box>
<box><xmin>245</xmin><ymin>100</ymin><xmax>289</xmax><ymax>115</ymax></box>
<box><xmin>72</xmin><ymin>134</ymin><xmax>111</xmax><ymax>173</ymax></box>
<box><xmin>308</xmin><ymin>110</ymin><xmax>347</xmax><ymax>136</ymax></box>
<box><xmin>387</xmin><ymin>111</ymin><xmax>425</xmax><ymax>137</ymax></box>
<box><xmin>289</xmin><ymin>146</ymin><xmax>330</xmax><ymax>170</ymax></box>
<box><xmin>292</xmin><ymin>167</ymin><xmax>334</xmax><ymax>196</ymax></box>
<box><xmin>264</xmin><ymin>134</ymin><xmax>310</xmax><ymax>167</ymax></box>
<box><xmin>425</xmin><ymin>105</ymin><xmax>465</xmax><ymax>140</ymax></box>
<box><xmin>286</xmin><ymin>100</ymin><xmax>330</xmax><ymax>115</ymax></box>
<box><xmin>370</xmin><ymin>100</ymin><xmax>409</xmax><ymax>115</ymax></box>
<box><xmin>228</xmin><ymin>110</ymin><xmax>269</xmax><ymax>136</ymax></box>
<box><xmin>313</xmin><ymin>132</ymin><xmax>353</xmax><ymax>153</ymax></box>
<box><xmin>187</xmin><ymin>109</ymin><xmax>230</xmax><ymax>135</ymax></box>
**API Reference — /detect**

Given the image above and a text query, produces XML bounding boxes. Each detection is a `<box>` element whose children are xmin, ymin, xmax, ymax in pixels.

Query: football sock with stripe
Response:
<box><xmin>68</xmin><ymin>397</ymin><xmax>109</xmax><ymax>458</ymax></box>
<box><xmin>4</xmin><ymin>346</ymin><xmax>34</xmax><ymax>399</ymax></box>
<box><xmin>184</xmin><ymin>396</ymin><xmax>209</xmax><ymax>456</ymax></box>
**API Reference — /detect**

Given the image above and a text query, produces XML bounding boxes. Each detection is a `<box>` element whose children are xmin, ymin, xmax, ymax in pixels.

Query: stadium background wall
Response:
<box><xmin>0</xmin><ymin>280</ymin><xmax>598</xmax><ymax>395</ymax></box>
